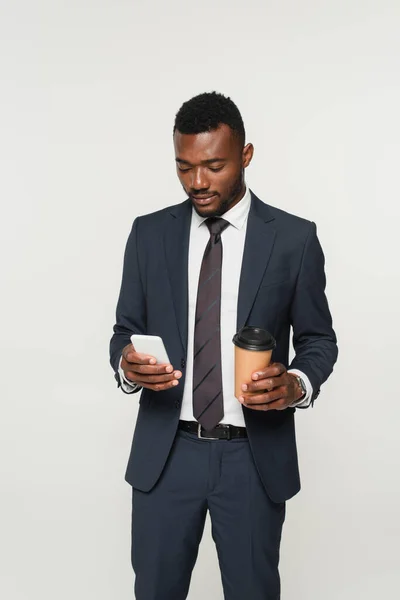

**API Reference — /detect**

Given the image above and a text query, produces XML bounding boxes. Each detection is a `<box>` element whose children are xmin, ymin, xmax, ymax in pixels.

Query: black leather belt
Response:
<box><xmin>178</xmin><ymin>420</ymin><xmax>247</xmax><ymax>440</ymax></box>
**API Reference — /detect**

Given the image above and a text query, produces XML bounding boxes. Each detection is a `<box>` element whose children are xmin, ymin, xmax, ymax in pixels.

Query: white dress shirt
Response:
<box><xmin>119</xmin><ymin>187</ymin><xmax>313</xmax><ymax>423</ymax></box>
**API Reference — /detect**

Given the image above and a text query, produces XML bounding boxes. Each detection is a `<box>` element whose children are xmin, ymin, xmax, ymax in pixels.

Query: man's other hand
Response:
<box><xmin>121</xmin><ymin>344</ymin><xmax>182</xmax><ymax>392</ymax></box>
<box><xmin>238</xmin><ymin>362</ymin><xmax>303</xmax><ymax>411</ymax></box>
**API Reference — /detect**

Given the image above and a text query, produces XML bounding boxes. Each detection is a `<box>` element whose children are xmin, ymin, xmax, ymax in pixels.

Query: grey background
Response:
<box><xmin>1</xmin><ymin>1</ymin><xmax>399</xmax><ymax>598</ymax></box>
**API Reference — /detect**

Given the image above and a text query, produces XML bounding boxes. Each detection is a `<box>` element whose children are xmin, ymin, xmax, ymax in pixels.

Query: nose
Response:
<box><xmin>191</xmin><ymin>167</ymin><xmax>210</xmax><ymax>191</ymax></box>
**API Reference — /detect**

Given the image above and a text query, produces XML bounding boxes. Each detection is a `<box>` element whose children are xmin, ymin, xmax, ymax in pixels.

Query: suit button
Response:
<box><xmin>174</xmin><ymin>401</ymin><xmax>181</xmax><ymax>409</ymax></box>
<box><xmin>181</xmin><ymin>359</ymin><xmax>185</xmax><ymax>369</ymax></box>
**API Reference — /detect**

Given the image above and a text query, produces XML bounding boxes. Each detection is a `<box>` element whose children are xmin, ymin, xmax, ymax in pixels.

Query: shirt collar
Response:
<box><xmin>191</xmin><ymin>186</ymin><xmax>251</xmax><ymax>230</ymax></box>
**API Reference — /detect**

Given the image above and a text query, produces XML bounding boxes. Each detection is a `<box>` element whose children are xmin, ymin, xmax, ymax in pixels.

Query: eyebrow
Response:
<box><xmin>175</xmin><ymin>157</ymin><xmax>226</xmax><ymax>165</ymax></box>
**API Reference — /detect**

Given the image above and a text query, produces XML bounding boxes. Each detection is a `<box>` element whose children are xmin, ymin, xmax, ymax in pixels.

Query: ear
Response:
<box><xmin>242</xmin><ymin>143</ymin><xmax>254</xmax><ymax>168</ymax></box>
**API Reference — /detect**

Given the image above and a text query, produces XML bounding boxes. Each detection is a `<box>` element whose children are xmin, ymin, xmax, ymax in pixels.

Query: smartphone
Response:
<box><xmin>130</xmin><ymin>334</ymin><xmax>171</xmax><ymax>365</ymax></box>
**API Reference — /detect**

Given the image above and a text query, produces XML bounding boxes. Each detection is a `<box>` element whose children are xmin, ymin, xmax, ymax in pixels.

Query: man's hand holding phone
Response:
<box><xmin>121</xmin><ymin>344</ymin><xmax>182</xmax><ymax>392</ymax></box>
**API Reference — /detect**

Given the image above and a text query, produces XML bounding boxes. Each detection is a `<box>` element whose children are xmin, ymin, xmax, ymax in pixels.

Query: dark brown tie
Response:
<box><xmin>193</xmin><ymin>217</ymin><xmax>230</xmax><ymax>430</ymax></box>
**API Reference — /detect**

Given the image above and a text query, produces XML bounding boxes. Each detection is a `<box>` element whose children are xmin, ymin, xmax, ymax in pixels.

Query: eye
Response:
<box><xmin>209</xmin><ymin>166</ymin><xmax>224</xmax><ymax>172</ymax></box>
<box><xmin>178</xmin><ymin>165</ymin><xmax>191</xmax><ymax>172</ymax></box>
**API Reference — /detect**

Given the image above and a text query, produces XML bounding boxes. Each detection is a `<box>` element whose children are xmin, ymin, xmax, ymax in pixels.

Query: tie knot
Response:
<box><xmin>206</xmin><ymin>218</ymin><xmax>229</xmax><ymax>239</ymax></box>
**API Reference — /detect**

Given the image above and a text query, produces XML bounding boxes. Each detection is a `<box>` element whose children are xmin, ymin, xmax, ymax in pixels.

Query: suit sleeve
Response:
<box><xmin>109</xmin><ymin>218</ymin><xmax>147</xmax><ymax>375</ymax></box>
<box><xmin>288</xmin><ymin>222</ymin><xmax>338</xmax><ymax>405</ymax></box>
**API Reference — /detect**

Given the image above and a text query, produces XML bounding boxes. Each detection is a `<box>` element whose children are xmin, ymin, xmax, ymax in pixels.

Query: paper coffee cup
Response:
<box><xmin>232</xmin><ymin>327</ymin><xmax>276</xmax><ymax>400</ymax></box>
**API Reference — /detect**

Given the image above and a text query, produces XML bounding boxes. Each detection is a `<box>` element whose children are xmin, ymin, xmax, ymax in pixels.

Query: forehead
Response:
<box><xmin>174</xmin><ymin>124</ymin><xmax>239</xmax><ymax>161</ymax></box>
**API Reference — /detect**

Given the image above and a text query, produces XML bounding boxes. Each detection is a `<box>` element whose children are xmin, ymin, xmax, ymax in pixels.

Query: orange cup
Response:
<box><xmin>232</xmin><ymin>327</ymin><xmax>276</xmax><ymax>400</ymax></box>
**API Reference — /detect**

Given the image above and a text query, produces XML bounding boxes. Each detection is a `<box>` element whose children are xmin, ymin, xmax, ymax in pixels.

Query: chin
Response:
<box><xmin>194</xmin><ymin>206</ymin><xmax>221</xmax><ymax>219</ymax></box>
<box><xmin>192</xmin><ymin>201</ymin><xmax>221</xmax><ymax>218</ymax></box>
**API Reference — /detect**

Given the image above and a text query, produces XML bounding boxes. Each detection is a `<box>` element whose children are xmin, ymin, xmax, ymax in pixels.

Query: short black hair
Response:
<box><xmin>174</xmin><ymin>91</ymin><xmax>245</xmax><ymax>146</ymax></box>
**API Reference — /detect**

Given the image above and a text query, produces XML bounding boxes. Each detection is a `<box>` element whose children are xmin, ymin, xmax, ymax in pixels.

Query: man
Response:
<box><xmin>110</xmin><ymin>92</ymin><xmax>338</xmax><ymax>600</ymax></box>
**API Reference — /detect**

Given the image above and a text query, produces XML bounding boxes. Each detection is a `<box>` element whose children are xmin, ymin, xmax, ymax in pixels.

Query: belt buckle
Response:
<box><xmin>197</xmin><ymin>423</ymin><xmax>219</xmax><ymax>440</ymax></box>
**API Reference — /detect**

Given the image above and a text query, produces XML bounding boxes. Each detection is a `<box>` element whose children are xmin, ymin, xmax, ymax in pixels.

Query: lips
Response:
<box><xmin>191</xmin><ymin>194</ymin><xmax>217</xmax><ymax>205</ymax></box>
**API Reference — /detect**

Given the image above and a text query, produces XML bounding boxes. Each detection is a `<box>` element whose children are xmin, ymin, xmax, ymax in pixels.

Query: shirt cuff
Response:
<box><xmin>287</xmin><ymin>369</ymin><xmax>313</xmax><ymax>408</ymax></box>
<box><xmin>118</xmin><ymin>355</ymin><xmax>141</xmax><ymax>394</ymax></box>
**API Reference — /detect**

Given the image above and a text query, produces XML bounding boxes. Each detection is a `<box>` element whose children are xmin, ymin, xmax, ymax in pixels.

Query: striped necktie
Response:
<box><xmin>193</xmin><ymin>217</ymin><xmax>230</xmax><ymax>430</ymax></box>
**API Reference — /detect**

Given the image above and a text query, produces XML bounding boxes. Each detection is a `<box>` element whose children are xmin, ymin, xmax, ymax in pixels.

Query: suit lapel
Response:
<box><xmin>164</xmin><ymin>200</ymin><xmax>192</xmax><ymax>354</ymax></box>
<box><xmin>236</xmin><ymin>192</ymin><xmax>276</xmax><ymax>330</ymax></box>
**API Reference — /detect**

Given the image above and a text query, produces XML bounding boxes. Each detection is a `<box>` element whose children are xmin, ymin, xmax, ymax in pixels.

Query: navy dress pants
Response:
<box><xmin>131</xmin><ymin>429</ymin><xmax>286</xmax><ymax>600</ymax></box>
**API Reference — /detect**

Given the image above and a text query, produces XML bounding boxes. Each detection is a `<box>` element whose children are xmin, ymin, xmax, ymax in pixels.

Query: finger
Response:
<box><xmin>239</xmin><ymin>388</ymin><xmax>283</xmax><ymax>406</ymax></box>
<box><xmin>242</xmin><ymin>374</ymin><xmax>287</xmax><ymax>394</ymax></box>
<box><xmin>125</xmin><ymin>351</ymin><xmax>158</xmax><ymax>366</ymax></box>
<box><xmin>129</xmin><ymin>362</ymin><xmax>173</xmax><ymax>375</ymax></box>
<box><xmin>126</xmin><ymin>371</ymin><xmax>182</xmax><ymax>385</ymax></box>
<box><xmin>121</xmin><ymin>343</ymin><xmax>134</xmax><ymax>360</ymax></box>
<box><xmin>124</xmin><ymin>360</ymin><xmax>179</xmax><ymax>376</ymax></box>
<box><xmin>251</xmin><ymin>362</ymin><xmax>286</xmax><ymax>381</ymax></box>
<box><xmin>240</xmin><ymin>395</ymin><xmax>288</xmax><ymax>411</ymax></box>
<box><xmin>122</xmin><ymin>344</ymin><xmax>152</xmax><ymax>364</ymax></box>
<box><xmin>141</xmin><ymin>378</ymin><xmax>181</xmax><ymax>392</ymax></box>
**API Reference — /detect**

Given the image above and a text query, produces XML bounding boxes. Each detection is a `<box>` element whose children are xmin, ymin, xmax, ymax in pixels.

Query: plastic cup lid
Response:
<box><xmin>232</xmin><ymin>326</ymin><xmax>276</xmax><ymax>351</ymax></box>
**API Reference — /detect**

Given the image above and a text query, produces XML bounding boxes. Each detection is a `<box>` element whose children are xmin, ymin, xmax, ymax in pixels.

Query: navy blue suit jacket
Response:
<box><xmin>110</xmin><ymin>191</ymin><xmax>338</xmax><ymax>502</ymax></box>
